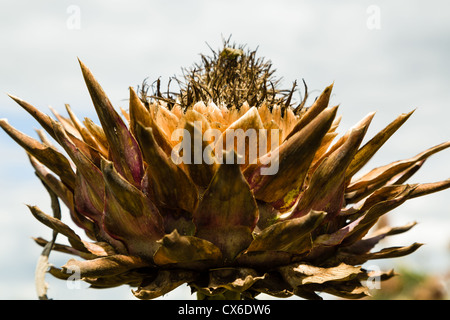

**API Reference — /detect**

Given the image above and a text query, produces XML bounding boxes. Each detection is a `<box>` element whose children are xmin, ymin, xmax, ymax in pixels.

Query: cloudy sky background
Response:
<box><xmin>0</xmin><ymin>1</ymin><xmax>449</xmax><ymax>299</ymax></box>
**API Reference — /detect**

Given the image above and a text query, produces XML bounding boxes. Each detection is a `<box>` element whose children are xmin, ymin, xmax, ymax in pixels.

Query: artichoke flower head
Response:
<box><xmin>1</xmin><ymin>41</ymin><xmax>449</xmax><ymax>300</ymax></box>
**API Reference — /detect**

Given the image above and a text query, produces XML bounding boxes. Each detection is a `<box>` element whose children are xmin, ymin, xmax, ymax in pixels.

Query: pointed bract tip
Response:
<box><xmin>129</xmin><ymin>86</ymin><xmax>139</xmax><ymax>99</ymax></box>
<box><xmin>365</xmin><ymin>111</ymin><xmax>377</xmax><ymax>123</ymax></box>
<box><xmin>77</xmin><ymin>58</ymin><xmax>90</xmax><ymax>76</ymax></box>
<box><xmin>405</xmin><ymin>109</ymin><xmax>416</xmax><ymax>117</ymax></box>
<box><xmin>328</xmin><ymin>104</ymin><xmax>339</xmax><ymax>114</ymax></box>
<box><xmin>77</xmin><ymin>57</ymin><xmax>84</xmax><ymax>69</ymax></box>
<box><xmin>350</xmin><ymin>111</ymin><xmax>375</xmax><ymax>131</ymax></box>
<box><xmin>322</xmin><ymin>82</ymin><xmax>334</xmax><ymax>94</ymax></box>
<box><xmin>7</xmin><ymin>93</ymin><xmax>23</xmax><ymax>103</ymax></box>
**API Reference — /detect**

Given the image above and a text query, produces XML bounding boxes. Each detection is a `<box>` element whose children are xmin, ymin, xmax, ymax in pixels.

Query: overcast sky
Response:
<box><xmin>0</xmin><ymin>1</ymin><xmax>449</xmax><ymax>299</ymax></box>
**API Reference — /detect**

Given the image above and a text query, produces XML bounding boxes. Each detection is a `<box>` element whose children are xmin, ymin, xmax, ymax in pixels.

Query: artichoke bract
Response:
<box><xmin>1</xmin><ymin>42</ymin><xmax>449</xmax><ymax>300</ymax></box>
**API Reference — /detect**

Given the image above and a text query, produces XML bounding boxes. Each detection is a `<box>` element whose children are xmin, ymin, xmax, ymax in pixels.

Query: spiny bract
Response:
<box><xmin>1</xmin><ymin>42</ymin><xmax>449</xmax><ymax>300</ymax></box>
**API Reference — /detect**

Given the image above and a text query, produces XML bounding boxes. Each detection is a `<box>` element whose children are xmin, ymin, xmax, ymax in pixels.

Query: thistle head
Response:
<box><xmin>1</xmin><ymin>41</ymin><xmax>449</xmax><ymax>300</ymax></box>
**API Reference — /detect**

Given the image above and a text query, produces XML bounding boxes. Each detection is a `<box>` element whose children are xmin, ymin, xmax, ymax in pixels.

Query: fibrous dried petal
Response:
<box><xmin>153</xmin><ymin>229</ymin><xmax>222</xmax><ymax>266</ymax></box>
<box><xmin>27</xmin><ymin>205</ymin><xmax>89</xmax><ymax>253</ymax></box>
<box><xmin>346</xmin><ymin>110</ymin><xmax>415</xmax><ymax>178</ymax></box>
<box><xmin>101</xmin><ymin>160</ymin><xmax>164</xmax><ymax>258</ymax></box>
<box><xmin>62</xmin><ymin>255</ymin><xmax>149</xmax><ymax>278</ymax></box>
<box><xmin>337</xmin><ymin>243</ymin><xmax>423</xmax><ymax>265</ymax></box>
<box><xmin>292</xmin><ymin>113</ymin><xmax>374</xmax><ymax>219</ymax></box>
<box><xmin>133</xmin><ymin>270</ymin><xmax>196</xmax><ymax>300</ymax></box>
<box><xmin>205</xmin><ymin>268</ymin><xmax>266</xmax><ymax>293</ymax></box>
<box><xmin>246</xmin><ymin>210</ymin><xmax>326</xmax><ymax>254</ymax></box>
<box><xmin>194</xmin><ymin>150</ymin><xmax>258</xmax><ymax>261</ymax></box>
<box><xmin>279</xmin><ymin>262</ymin><xmax>363</xmax><ymax>287</ymax></box>
<box><xmin>78</xmin><ymin>59</ymin><xmax>144</xmax><ymax>187</ymax></box>
<box><xmin>284</xmin><ymin>83</ymin><xmax>334</xmax><ymax>140</ymax></box>
<box><xmin>346</xmin><ymin>141</ymin><xmax>450</xmax><ymax>203</ymax></box>
<box><xmin>245</xmin><ymin>106</ymin><xmax>338</xmax><ymax>209</ymax></box>
<box><xmin>7</xmin><ymin>94</ymin><xmax>58</xmax><ymax>141</ymax></box>
<box><xmin>0</xmin><ymin>119</ymin><xmax>76</xmax><ymax>189</ymax></box>
<box><xmin>135</xmin><ymin>123</ymin><xmax>198</xmax><ymax>212</ymax></box>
